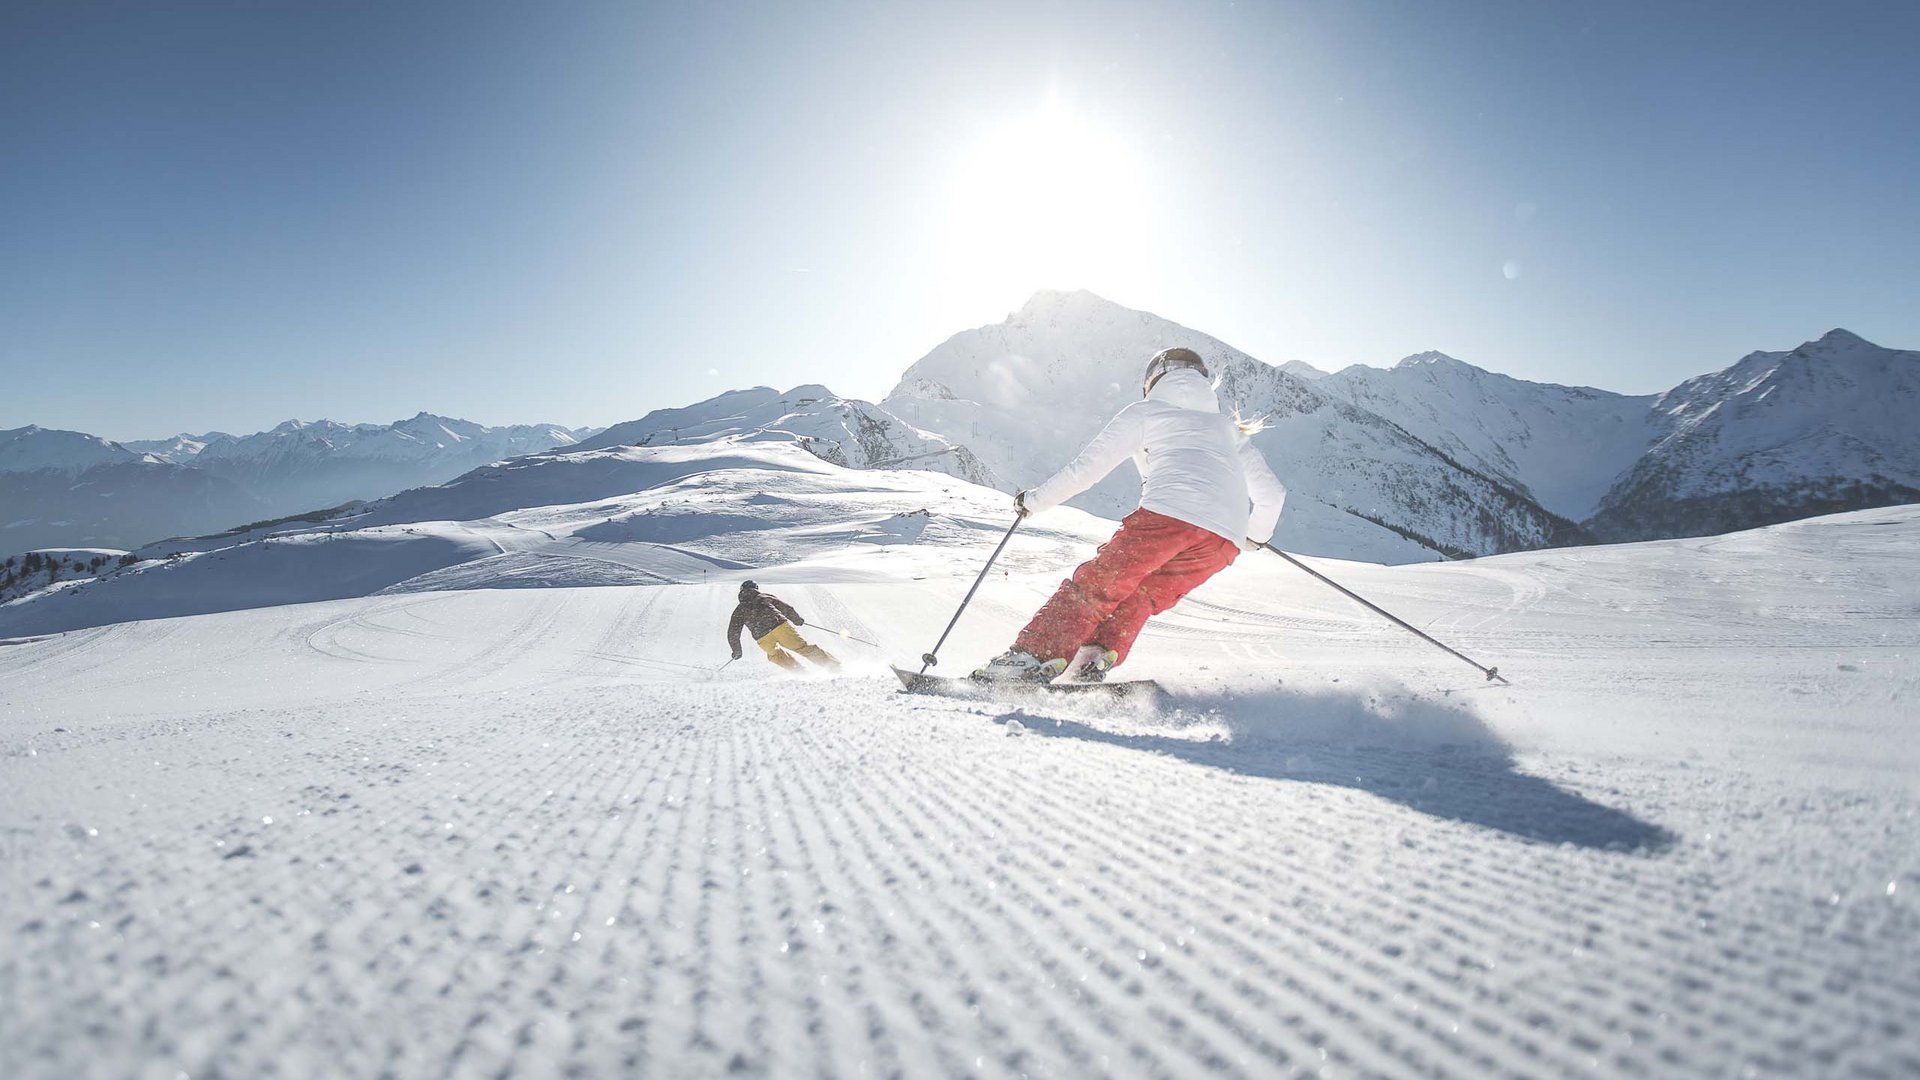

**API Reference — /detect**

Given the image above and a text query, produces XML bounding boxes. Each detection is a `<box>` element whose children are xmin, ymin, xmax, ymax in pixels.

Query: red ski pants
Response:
<box><xmin>1014</xmin><ymin>508</ymin><xmax>1238</xmax><ymax>664</ymax></box>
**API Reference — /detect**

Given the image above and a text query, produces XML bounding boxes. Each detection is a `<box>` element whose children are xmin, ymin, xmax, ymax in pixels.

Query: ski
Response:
<box><xmin>891</xmin><ymin>665</ymin><xmax>1160</xmax><ymax>701</ymax></box>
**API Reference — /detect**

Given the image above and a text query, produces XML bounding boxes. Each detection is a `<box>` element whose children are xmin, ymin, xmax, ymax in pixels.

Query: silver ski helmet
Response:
<box><xmin>1143</xmin><ymin>347</ymin><xmax>1209</xmax><ymax>396</ymax></box>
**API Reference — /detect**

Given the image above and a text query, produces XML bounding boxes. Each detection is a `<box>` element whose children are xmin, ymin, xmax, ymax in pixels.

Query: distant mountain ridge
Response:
<box><xmin>123</xmin><ymin>432</ymin><xmax>231</xmax><ymax>463</ymax></box>
<box><xmin>0</xmin><ymin>439</ymin><xmax>1111</xmax><ymax>638</ymax></box>
<box><xmin>2</xmin><ymin>424</ymin><xmax>164</xmax><ymax>473</ymax></box>
<box><xmin>8</xmin><ymin>295</ymin><xmax>1911</xmax><ymax>565</ymax></box>
<box><xmin>1</xmin><ymin>414</ymin><xmax>590</xmax><ymax>557</ymax></box>
<box><xmin>574</xmin><ymin>385</ymin><xmax>999</xmax><ymax>488</ymax></box>
<box><xmin>177</xmin><ymin>412</ymin><xmax>593</xmax><ymax>518</ymax></box>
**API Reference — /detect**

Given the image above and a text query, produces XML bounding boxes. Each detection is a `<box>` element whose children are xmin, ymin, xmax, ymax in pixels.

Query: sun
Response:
<box><xmin>938</xmin><ymin>96</ymin><xmax>1154</xmax><ymax>298</ymax></box>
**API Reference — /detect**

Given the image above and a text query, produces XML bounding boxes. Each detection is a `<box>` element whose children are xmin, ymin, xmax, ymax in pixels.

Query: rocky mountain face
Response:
<box><xmin>1586</xmin><ymin>329</ymin><xmax>1920</xmax><ymax>540</ymax></box>
<box><xmin>576</xmin><ymin>385</ymin><xmax>1000</xmax><ymax>489</ymax></box>
<box><xmin>1314</xmin><ymin>354</ymin><xmax>1664</xmax><ymax>522</ymax></box>
<box><xmin>1311</xmin><ymin>328</ymin><xmax>1920</xmax><ymax>543</ymax></box>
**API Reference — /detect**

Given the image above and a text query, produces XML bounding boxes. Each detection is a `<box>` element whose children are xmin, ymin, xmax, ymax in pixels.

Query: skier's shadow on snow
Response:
<box><xmin>1003</xmin><ymin>686</ymin><xmax>1676</xmax><ymax>853</ymax></box>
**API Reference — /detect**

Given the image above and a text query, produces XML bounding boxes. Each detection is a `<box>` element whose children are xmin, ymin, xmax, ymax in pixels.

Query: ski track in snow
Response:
<box><xmin>4</xmin><ymin>525</ymin><xmax>1919</xmax><ymax>1079</ymax></box>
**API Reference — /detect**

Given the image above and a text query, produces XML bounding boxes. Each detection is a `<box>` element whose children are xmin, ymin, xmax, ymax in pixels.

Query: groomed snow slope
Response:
<box><xmin>2</xmin><ymin>497</ymin><xmax>1916</xmax><ymax>1077</ymax></box>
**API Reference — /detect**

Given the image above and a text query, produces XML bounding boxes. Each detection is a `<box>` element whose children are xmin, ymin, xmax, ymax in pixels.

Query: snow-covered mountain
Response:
<box><xmin>1587</xmin><ymin>329</ymin><xmax>1920</xmax><ymax>540</ymax></box>
<box><xmin>12</xmin><ymin>300</ymin><xmax>1912</xmax><ymax>567</ymax></box>
<box><xmin>181</xmin><ymin>413</ymin><xmax>589</xmax><ymax>518</ymax></box>
<box><xmin>885</xmin><ymin>293</ymin><xmax>1918</xmax><ymax>558</ymax></box>
<box><xmin>0</xmin><ymin>441</ymin><xmax>1102</xmax><ymax>637</ymax></box>
<box><xmin>883</xmin><ymin>290</ymin><xmax>1577</xmax><ymax>563</ymax></box>
<box><xmin>576</xmin><ymin>385</ymin><xmax>1000</xmax><ymax>488</ymax></box>
<box><xmin>122</xmin><ymin>431</ymin><xmax>232</xmax><ymax>463</ymax></box>
<box><xmin>1308</xmin><ymin>328</ymin><xmax>1920</xmax><ymax>542</ymax></box>
<box><xmin>1</xmin><ymin>415</ymin><xmax>589</xmax><ymax>558</ymax></box>
<box><xmin>0</xmin><ymin>426</ymin><xmax>268</xmax><ymax>557</ymax></box>
<box><xmin>0</xmin><ymin>382</ymin><xmax>1073</xmax><ymax>630</ymax></box>
<box><xmin>1</xmin><ymin>425</ymin><xmax>159</xmax><ymax>473</ymax></box>
<box><xmin>1315</xmin><ymin>354</ymin><xmax>1663</xmax><ymax>521</ymax></box>
<box><xmin>6</xmin><ymin>390</ymin><xmax>983</xmax><ymax>562</ymax></box>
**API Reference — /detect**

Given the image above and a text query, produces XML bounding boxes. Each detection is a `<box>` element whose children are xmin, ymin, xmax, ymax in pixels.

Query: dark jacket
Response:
<box><xmin>728</xmin><ymin>592</ymin><xmax>803</xmax><ymax>652</ymax></box>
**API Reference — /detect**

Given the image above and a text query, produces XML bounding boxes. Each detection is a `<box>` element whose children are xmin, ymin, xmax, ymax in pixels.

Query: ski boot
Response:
<box><xmin>1059</xmin><ymin>644</ymin><xmax>1119</xmax><ymax>683</ymax></box>
<box><xmin>971</xmin><ymin>648</ymin><xmax>1067</xmax><ymax>683</ymax></box>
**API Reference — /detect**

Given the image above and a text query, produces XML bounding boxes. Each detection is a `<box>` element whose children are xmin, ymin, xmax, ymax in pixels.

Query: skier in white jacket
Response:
<box><xmin>976</xmin><ymin>347</ymin><xmax>1288</xmax><ymax>682</ymax></box>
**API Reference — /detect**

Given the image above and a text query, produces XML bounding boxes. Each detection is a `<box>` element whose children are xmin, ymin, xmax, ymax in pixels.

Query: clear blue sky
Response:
<box><xmin>3</xmin><ymin>0</ymin><xmax>1916</xmax><ymax>438</ymax></box>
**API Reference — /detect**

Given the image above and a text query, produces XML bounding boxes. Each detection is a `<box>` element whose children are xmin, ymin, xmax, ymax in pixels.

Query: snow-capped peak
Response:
<box><xmin>1014</xmin><ymin>288</ymin><xmax>1102</xmax><ymax>317</ymax></box>
<box><xmin>1808</xmin><ymin>327</ymin><xmax>1872</xmax><ymax>352</ymax></box>
<box><xmin>1392</xmin><ymin>350</ymin><xmax>1475</xmax><ymax>373</ymax></box>
<box><xmin>0</xmin><ymin>425</ymin><xmax>154</xmax><ymax>474</ymax></box>
<box><xmin>123</xmin><ymin>432</ymin><xmax>233</xmax><ymax>463</ymax></box>
<box><xmin>1590</xmin><ymin>328</ymin><xmax>1920</xmax><ymax>540</ymax></box>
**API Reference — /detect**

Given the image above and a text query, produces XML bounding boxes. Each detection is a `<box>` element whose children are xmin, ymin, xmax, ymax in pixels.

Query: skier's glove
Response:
<box><xmin>1242</xmin><ymin>536</ymin><xmax>1265</xmax><ymax>552</ymax></box>
<box><xmin>1013</xmin><ymin>491</ymin><xmax>1031</xmax><ymax>519</ymax></box>
<box><xmin>793</xmin><ymin>616</ymin><xmax>805</xmax><ymax>627</ymax></box>
<box><xmin>731</xmin><ymin>647</ymin><xmax>743</xmax><ymax>660</ymax></box>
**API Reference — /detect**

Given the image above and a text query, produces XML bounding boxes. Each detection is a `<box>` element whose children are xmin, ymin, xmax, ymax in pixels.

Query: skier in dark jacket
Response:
<box><xmin>728</xmin><ymin>580</ymin><xmax>839</xmax><ymax>671</ymax></box>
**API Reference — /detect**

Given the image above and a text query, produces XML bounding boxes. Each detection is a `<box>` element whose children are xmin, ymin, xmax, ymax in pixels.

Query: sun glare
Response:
<box><xmin>939</xmin><ymin>97</ymin><xmax>1154</xmax><ymax>299</ymax></box>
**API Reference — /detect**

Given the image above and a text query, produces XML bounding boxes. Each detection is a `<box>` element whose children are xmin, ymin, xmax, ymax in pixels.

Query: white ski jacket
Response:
<box><xmin>1023</xmin><ymin>367</ymin><xmax>1287</xmax><ymax>546</ymax></box>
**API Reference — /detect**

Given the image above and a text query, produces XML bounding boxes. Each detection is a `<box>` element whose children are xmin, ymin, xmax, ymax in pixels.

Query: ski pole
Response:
<box><xmin>1260</xmin><ymin>542</ymin><xmax>1509</xmax><ymax>684</ymax></box>
<box><xmin>918</xmin><ymin>513</ymin><xmax>1023</xmax><ymax>674</ymax></box>
<box><xmin>806</xmin><ymin>624</ymin><xmax>880</xmax><ymax>648</ymax></box>
<box><xmin>717</xmin><ymin>657</ymin><xmax>736</xmax><ymax>674</ymax></box>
